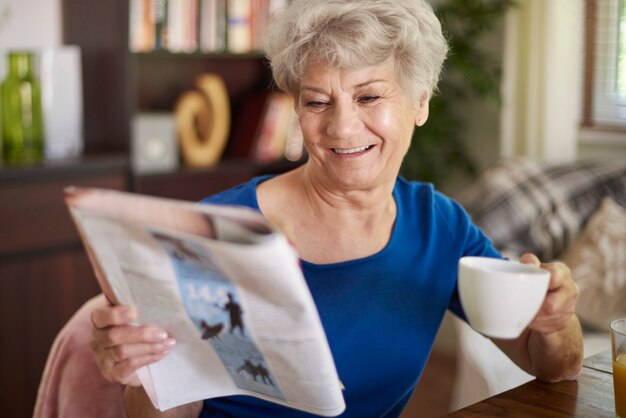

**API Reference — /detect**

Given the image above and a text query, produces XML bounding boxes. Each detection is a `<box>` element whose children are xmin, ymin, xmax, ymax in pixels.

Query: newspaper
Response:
<box><xmin>65</xmin><ymin>187</ymin><xmax>346</xmax><ymax>416</ymax></box>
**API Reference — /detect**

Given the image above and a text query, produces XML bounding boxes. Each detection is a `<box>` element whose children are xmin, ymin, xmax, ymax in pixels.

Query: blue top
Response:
<box><xmin>199</xmin><ymin>175</ymin><xmax>501</xmax><ymax>418</ymax></box>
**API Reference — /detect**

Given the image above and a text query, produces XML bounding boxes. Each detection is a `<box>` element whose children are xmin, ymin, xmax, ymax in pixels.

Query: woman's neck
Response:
<box><xmin>298</xmin><ymin>164</ymin><xmax>396</xmax><ymax>227</ymax></box>
<box><xmin>257</xmin><ymin>165</ymin><xmax>398</xmax><ymax>264</ymax></box>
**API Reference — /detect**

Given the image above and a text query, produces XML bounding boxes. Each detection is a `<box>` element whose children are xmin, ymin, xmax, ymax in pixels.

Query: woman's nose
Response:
<box><xmin>325</xmin><ymin>102</ymin><xmax>362</xmax><ymax>140</ymax></box>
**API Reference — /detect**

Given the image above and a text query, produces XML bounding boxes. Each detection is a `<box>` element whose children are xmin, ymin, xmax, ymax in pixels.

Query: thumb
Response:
<box><xmin>519</xmin><ymin>252</ymin><xmax>541</xmax><ymax>267</ymax></box>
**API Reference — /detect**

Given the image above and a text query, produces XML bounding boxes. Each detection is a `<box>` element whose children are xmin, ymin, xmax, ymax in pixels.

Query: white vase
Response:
<box><xmin>40</xmin><ymin>46</ymin><xmax>83</xmax><ymax>159</ymax></box>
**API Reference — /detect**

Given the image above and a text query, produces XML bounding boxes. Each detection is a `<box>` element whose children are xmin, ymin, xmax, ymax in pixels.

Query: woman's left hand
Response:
<box><xmin>495</xmin><ymin>253</ymin><xmax>583</xmax><ymax>382</ymax></box>
<box><xmin>520</xmin><ymin>253</ymin><xmax>579</xmax><ymax>335</ymax></box>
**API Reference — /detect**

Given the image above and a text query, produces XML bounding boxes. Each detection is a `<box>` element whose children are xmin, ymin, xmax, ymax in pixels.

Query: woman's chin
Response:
<box><xmin>305</xmin><ymin>155</ymin><xmax>394</xmax><ymax>191</ymax></box>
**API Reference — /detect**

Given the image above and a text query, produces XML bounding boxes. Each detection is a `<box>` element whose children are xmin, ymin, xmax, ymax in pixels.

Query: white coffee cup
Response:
<box><xmin>458</xmin><ymin>256</ymin><xmax>550</xmax><ymax>339</ymax></box>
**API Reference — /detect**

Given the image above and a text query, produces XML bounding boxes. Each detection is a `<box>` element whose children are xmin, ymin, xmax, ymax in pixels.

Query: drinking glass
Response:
<box><xmin>611</xmin><ymin>318</ymin><xmax>626</xmax><ymax>418</ymax></box>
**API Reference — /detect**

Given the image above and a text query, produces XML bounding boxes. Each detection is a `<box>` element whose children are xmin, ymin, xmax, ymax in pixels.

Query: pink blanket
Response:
<box><xmin>33</xmin><ymin>294</ymin><xmax>128</xmax><ymax>418</ymax></box>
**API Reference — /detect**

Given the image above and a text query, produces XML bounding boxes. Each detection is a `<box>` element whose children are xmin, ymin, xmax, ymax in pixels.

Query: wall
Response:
<box><xmin>0</xmin><ymin>0</ymin><xmax>61</xmax><ymax>49</ymax></box>
<box><xmin>500</xmin><ymin>0</ymin><xmax>584</xmax><ymax>162</ymax></box>
<box><xmin>459</xmin><ymin>23</ymin><xmax>505</xmax><ymax>173</ymax></box>
<box><xmin>499</xmin><ymin>0</ymin><xmax>626</xmax><ymax>163</ymax></box>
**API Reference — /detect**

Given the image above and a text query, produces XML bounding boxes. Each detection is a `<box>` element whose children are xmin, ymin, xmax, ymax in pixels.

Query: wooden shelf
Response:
<box><xmin>132</xmin><ymin>53</ymin><xmax>272</xmax><ymax>112</ymax></box>
<box><xmin>133</xmin><ymin>158</ymin><xmax>304</xmax><ymax>201</ymax></box>
<box><xmin>0</xmin><ymin>154</ymin><xmax>129</xmax><ymax>183</ymax></box>
<box><xmin>0</xmin><ymin>154</ymin><xmax>130</xmax><ymax>417</ymax></box>
<box><xmin>132</xmin><ymin>51</ymin><xmax>267</xmax><ymax>59</ymax></box>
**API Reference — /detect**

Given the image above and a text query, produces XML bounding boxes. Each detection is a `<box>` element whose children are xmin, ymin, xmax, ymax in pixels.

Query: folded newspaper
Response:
<box><xmin>65</xmin><ymin>187</ymin><xmax>346</xmax><ymax>416</ymax></box>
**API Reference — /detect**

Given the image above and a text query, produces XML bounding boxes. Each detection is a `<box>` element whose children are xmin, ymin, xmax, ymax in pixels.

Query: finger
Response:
<box><xmin>529</xmin><ymin>274</ymin><xmax>578</xmax><ymax>334</ymax></box>
<box><xmin>531</xmin><ymin>293</ymin><xmax>573</xmax><ymax>322</ymax></box>
<box><xmin>94</xmin><ymin>339</ymin><xmax>175</xmax><ymax>385</ymax></box>
<box><xmin>536</xmin><ymin>285</ymin><xmax>575</xmax><ymax>319</ymax></box>
<box><xmin>540</xmin><ymin>262</ymin><xmax>571</xmax><ymax>291</ymax></box>
<box><xmin>530</xmin><ymin>305</ymin><xmax>573</xmax><ymax>328</ymax></box>
<box><xmin>536</xmin><ymin>296</ymin><xmax>572</xmax><ymax>320</ymax></box>
<box><xmin>92</xmin><ymin>324</ymin><xmax>171</xmax><ymax>350</ymax></box>
<box><xmin>91</xmin><ymin>305</ymin><xmax>137</xmax><ymax>329</ymax></box>
<box><xmin>102</xmin><ymin>351</ymin><xmax>171</xmax><ymax>385</ymax></box>
<box><xmin>528</xmin><ymin>315</ymin><xmax>571</xmax><ymax>334</ymax></box>
<box><xmin>519</xmin><ymin>253</ymin><xmax>541</xmax><ymax>267</ymax></box>
<box><xmin>108</xmin><ymin>338</ymin><xmax>176</xmax><ymax>363</ymax></box>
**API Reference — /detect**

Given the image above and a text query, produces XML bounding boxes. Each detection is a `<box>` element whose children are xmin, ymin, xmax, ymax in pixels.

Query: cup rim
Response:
<box><xmin>459</xmin><ymin>256</ymin><xmax>548</xmax><ymax>276</ymax></box>
<box><xmin>610</xmin><ymin>318</ymin><xmax>626</xmax><ymax>336</ymax></box>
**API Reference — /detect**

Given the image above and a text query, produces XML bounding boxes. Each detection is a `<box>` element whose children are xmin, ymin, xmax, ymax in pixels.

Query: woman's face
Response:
<box><xmin>296</xmin><ymin>58</ymin><xmax>428</xmax><ymax>191</ymax></box>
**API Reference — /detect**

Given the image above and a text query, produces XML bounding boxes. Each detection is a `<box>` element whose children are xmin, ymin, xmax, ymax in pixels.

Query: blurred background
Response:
<box><xmin>0</xmin><ymin>0</ymin><xmax>624</xmax><ymax>417</ymax></box>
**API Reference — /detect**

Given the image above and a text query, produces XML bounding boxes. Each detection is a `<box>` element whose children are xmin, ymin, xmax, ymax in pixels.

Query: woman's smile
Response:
<box><xmin>332</xmin><ymin>144</ymin><xmax>374</xmax><ymax>155</ymax></box>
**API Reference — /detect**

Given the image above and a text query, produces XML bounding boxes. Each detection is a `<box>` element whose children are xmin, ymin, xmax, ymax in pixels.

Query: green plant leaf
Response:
<box><xmin>401</xmin><ymin>0</ymin><xmax>516</xmax><ymax>187</ymax></box>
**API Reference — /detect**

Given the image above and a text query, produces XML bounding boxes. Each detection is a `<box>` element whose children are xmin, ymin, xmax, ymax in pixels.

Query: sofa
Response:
<box><xmin>33</xmin><ymin>294</ymin><xmax>128</xmax><ymax>418</ymax></box>
<box><xmin>448</xmin><ymin>156</ymin><xmax>626</xmax><ymax>411</ymax></box>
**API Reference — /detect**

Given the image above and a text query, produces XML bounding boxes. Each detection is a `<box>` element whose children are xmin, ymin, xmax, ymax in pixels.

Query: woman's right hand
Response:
<box><xmin>90</xmin><ymin>302</ymin><xmax>176</xmax><ymax>386</ymax></box>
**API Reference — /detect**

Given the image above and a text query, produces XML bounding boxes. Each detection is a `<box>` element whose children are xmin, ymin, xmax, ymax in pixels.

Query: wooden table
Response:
<box><xmin>446</xmin><ymin>350</ymin><xmax>616</xmax><ymax>417</ymax></box>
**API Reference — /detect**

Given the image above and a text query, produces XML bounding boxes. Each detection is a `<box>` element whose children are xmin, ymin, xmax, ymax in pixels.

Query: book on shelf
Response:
<box><xmin>129</xmin><ymin>0</ymin><xmax>155</xmax><ymax>52</ymax></box>
<box><xmin>167</xmin><ymin>0</ymin><xmax>199</xmax><ymax>53</ymax></box>
<box><xmin>250</xmin><ymin>0</ymin><xmax>269</xmax><ymax>51</ymax></box>
<box><xmin>129</xmin><ymin>0</ymin><xmax>280</xmax><ymax>54</ymax></box>
<box><xmin>65</xmin><ymin>187</ymin><xmax>345</xmax><ymax>416</ymax></box>
<box><xmin>227</xmin><ymin>0</ymin><xmax>253</xmax><ymax>53</ymax></box>
<box><xmin>154</xmin><ymin>0</ymin><xmax>168</xmax><ymax>50</ymax></box>
<box><xmin>199</xmin><ymin>0</ymin><xmax>227</xmax><ymax>52</ymax></box>
<box><xmin>225</xmin><ymin>91</ymin><xmax>304</xmax><ymax>164</ymax></box>
<box><xmin>129</xmin><ymin>0</ymin><xmax>169</xmax><ymax>52</ymax></box>
<box><xmin>253</xmin><ymin>92</ymin><xmax>303</xmax><ymax>164</ymax></box>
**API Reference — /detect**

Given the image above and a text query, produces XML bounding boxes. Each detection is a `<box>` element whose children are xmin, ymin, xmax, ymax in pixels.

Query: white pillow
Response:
<box><xmin>562</xmin><ymin>197</ymin><xmax>626</xmax><ymax>331</ymax></box>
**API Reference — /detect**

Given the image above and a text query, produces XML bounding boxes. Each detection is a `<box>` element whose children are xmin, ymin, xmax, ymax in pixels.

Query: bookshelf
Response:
<box><xmin>0</xmin><ymin>3</ymin><xmax>303</xmax><ymax>417</ymax></box>
<box><xmin>61</xmin><ymin>0</ymin><xmax>300</xmax><ymax>195</ymax></box>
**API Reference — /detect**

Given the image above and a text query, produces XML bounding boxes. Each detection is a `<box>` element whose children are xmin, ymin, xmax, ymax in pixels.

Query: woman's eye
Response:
<box><xmin>358</xmin><ymin>95</ymin><xmax>380</xmax><ymax>104</ymax></box>
<box><xmin>304</xmin><ymin>101</ymin><xmax>327</xmax><ymax>109</ymax></box>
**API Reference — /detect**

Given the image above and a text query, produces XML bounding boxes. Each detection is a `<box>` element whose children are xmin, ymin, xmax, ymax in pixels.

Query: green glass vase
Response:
<box><xmin>1</xmin><ymin>52</ymin><xmax>44</xmax><ymax>164</ymax></box>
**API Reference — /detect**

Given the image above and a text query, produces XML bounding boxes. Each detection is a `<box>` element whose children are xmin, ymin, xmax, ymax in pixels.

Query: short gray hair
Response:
<box><xmin>263</xmin><ymin>0</ymin><xmax>448</xmax><ymax>103</ymax></box>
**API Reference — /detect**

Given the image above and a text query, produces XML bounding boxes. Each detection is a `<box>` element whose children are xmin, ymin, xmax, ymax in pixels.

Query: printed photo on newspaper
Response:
<box><xmin>64</xmin><ymin>187</ymin><xmax>346</xmax><ymax>416</ymax></box>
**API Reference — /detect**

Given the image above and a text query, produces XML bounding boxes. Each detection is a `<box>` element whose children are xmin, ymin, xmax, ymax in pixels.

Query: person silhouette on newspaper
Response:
<box><xmin>217</xmin><ymin>292</ymin><xmax>245</xmax><ymax>337</ymax></box>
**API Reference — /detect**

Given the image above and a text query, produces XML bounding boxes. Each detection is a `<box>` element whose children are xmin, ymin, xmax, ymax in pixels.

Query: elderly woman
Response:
<box><xmin>91</xmin><ymin>0</ymin><xmax>583</xmax><ymax>417</ymax></box>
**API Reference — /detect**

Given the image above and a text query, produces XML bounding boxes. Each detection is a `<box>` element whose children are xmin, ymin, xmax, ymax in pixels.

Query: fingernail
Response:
<box><xmin>158</xmin><ymin>339</ymin><xmax>176</xmax><ymax>353</ymax></box>
<box><xmin>153</xmin><ymin>330</ymin><xmax>167</xmax><ymax>340</ymax></box>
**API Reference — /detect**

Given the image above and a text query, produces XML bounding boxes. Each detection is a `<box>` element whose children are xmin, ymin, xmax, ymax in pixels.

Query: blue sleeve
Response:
<box><xmin>197</xmin><ymin>177</ymin><xmax>268</xmax><ymax>211</ymax></box>
<box><xmin>433</xmin><ymin>191</ymin><xmax>502</xmax><ymax>320</ymax></box>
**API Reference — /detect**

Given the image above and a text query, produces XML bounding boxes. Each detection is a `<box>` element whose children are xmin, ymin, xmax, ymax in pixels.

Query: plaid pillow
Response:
<box><xmin>457</xmin><ymin>157</ymin><xmax>626</xmax><ymax>260</ymax></box>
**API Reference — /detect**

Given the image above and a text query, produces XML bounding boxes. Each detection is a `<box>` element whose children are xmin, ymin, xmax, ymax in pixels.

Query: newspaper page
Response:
<box><xmin>65</xmin><ymin>187</ymin><xmax>346</xmax><ymax>416</ymax></box>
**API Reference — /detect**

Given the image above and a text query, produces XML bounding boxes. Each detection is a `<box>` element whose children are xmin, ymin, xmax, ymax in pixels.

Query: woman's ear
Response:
<box><xmin>415</xmin><ymin>92</ymin><xmax>430</xmax><ymax>126</ymax></box>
